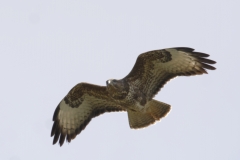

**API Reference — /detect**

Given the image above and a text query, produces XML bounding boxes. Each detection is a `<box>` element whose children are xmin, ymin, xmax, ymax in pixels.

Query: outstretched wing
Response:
<box><xmin>123</xmin><ymin>47</ymin><xmax>216</xmax><ymax>100</ymax></box>
<box><xmin>51</xmin><ymin>83</ymin><xmax>125</xmax><ymax>146</ymax></box>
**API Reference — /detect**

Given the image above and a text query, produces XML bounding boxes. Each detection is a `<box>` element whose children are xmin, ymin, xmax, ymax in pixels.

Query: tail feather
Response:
<box><xmin>127</xmin><ymin>110</ymin><xmax>156</xmax><ymax>129</ymax></box>
<box><xmin>147</xmin><ymin>100</ymin><xmax>171</xmax><ymax>120</ymax></box>
<box><xmin>127</xmin><ymin>100</ymin><xmax>171</xmax><ymax>129</ymax></box>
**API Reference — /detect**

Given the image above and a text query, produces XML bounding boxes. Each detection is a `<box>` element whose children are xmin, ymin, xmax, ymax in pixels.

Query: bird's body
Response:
<box><xmin>51</xmin><ymin>47</ymin><xmax>216</xmax><ymax>146</ymax></box>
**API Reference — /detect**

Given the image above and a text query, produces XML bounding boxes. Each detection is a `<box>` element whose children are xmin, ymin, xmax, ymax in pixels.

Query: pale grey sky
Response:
<box><xmin>1</xmin><ymin>1</ymin><xmax>239</xmax><ymax>160</ymax></box>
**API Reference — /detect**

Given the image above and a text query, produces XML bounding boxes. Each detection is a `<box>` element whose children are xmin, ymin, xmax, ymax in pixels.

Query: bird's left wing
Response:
<box><xmin>123</xmin><ymin>47</ymin><xmax>216</xmax><ymax>100</ymax></box>
<box><xmin>51</xmin><ymin>83</ymin><xmax>125</xmax><ymax>146</ymax></box>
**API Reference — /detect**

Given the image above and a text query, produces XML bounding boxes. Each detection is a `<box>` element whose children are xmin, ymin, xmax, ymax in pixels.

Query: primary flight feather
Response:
<box><xmin>51</xmin><ymin>47</ymin><xmax>216</xmax><ymax>146</ymax></box>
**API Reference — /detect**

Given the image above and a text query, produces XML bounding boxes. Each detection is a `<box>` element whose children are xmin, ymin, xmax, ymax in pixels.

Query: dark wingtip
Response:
<box><xmin>175</xmin><ymin>47</ymin><xmax>195</xmax><ymax>52</ymax></box>
<box><xmin>53</xmin><ymin>130</ymin><xmax>60</xmax><ymax>145</ymax></box>
<box><xmin>51</xmin><ymin>104</ymin><xmax>61</xmax><ymax>145</ymax></box>
<box><xmin>59</xmin><ymin>134</ymin><xmax>66</xmax><ymax>146</ymax></box>
<box><xmin>192</xmin><ymin>52</ymin><xmax>210</xmax><ymax>57</ymax></box>
<box><xmin>53</xmin><ymin>104</ymin><xmax>60</xmax><ymax>121</ymax></box>
<box><xmin>202</xmin><ymin>63</ymin><xmax>216</xmax><ymax>70</ymax></box>
<box><xmin>198</xmin><ymin>57</ymin><xmax>216</xmax><ymax>64</ymax></box>
<box><xmin>51</xmin><ymin>121</ymin><xmax>58</xmax><ymax>137</ymax></box>
<box><xmin>191</xmin><ymin>50</ymin><xmax>216</xmax><ymax>71</ymax></box>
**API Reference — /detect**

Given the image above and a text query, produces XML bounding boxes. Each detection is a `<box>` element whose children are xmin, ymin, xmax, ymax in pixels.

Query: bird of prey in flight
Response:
<box><xmin>51</xmin><ymin>47</ymin><xmax>216</xmax><ymax>146</ymax></box>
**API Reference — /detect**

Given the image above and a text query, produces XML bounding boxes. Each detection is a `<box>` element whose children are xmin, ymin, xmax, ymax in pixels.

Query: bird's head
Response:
<box><xmin>106</xmin><ymin>79</ymin><xmax>129</xmax><ymax>99</ymax></box>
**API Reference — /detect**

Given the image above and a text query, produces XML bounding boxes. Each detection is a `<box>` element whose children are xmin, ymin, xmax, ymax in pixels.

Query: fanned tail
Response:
<box><xmin>127</xmin><ymin>99</ymin><xmax>171</xmax><ymax>129</ymax></box>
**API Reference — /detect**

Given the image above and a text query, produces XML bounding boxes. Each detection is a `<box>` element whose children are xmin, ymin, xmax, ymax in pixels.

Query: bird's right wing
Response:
<box><xmin>51</xmin><ymin>83</ymin><xmax>125</xmax><ymax>146</ymax></box>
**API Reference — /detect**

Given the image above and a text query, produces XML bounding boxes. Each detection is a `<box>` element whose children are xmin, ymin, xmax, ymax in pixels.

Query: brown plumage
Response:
<box><xmin>51</xmin><ymin>47</ymin><xmax>216</xmax><ymax>146</ymax></box>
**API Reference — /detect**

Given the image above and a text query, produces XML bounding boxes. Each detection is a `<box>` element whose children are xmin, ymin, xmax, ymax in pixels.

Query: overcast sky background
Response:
<box><xmin>1</xmin><ymin>1</ymin><xmax>239</xmax><ymax>160</ymax></box>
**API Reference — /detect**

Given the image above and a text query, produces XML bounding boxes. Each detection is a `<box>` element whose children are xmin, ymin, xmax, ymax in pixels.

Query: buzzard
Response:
<box><xmin>51</xmin><ymin>47</ymin><xmax>216</xmax><ymax>146</ymax></box>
